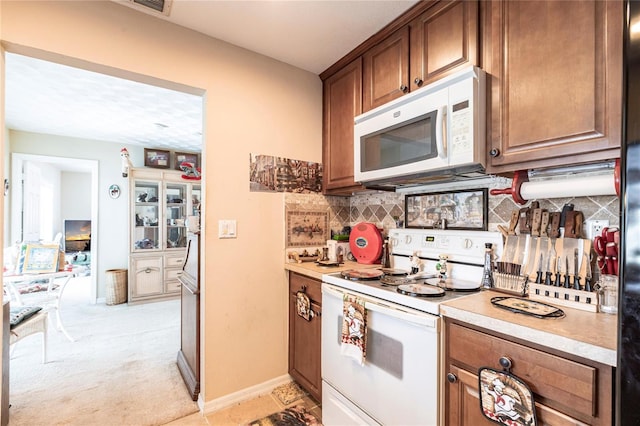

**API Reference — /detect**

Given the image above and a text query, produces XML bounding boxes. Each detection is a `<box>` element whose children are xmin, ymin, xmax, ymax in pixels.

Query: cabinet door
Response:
<box><xmin>410</xmin><ymin>0</ymin><xmax>478</xmax><ymax>90</ymax></box>
<box><xmin>323</xmin><ymin>57</ymin><xmax>364</xmax><ymax>194</ymax></box>
<box><xmin>132</xmin><ymin>180</ymin><xmax>160</xmax><ymax>252</ymax></box>
<box><xmin>130</xmin><ymin>256</ymin><xmax>163</xmax><ymax>299</ymax></box>
<box><xmin>485</xmin><ymin>0</ymin><xmax>622</xmax><ymax>173</ymax></box>
<box><xmin>165</xmin><ymin>182</ymin><xmax>188</xmax><ymax>250</ymax></box>
<box><xmin>446</xmin><ymin>365</ymin><xmax>590</xmax><ymax>426</ymax></box>
<box><xmin>363</xmin><ymin>26</ymin><xmax>410</xmax><ymax>112</ymax></box>
<box><xmin>446</xmin><ymin>366</ymin><xmax>493</xmax><ymax>426</ymax></box>
<box><xmin>289</xmin><ymin>294</ymin><xmax>321</xmax><ymax>402</ymax></box>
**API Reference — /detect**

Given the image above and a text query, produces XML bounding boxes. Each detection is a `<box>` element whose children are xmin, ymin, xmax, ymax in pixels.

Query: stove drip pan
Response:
<box><xmin>396</xmin><ymin>284</ymin><xmax>445</xmax><ymax>297</ymax></box>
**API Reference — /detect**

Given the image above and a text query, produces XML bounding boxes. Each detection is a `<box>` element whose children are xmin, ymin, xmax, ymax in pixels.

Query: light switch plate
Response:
<box><xmin>218</xmin><ymin>219</ymin><xmax>237</xmax><ymax>238</ymax></box>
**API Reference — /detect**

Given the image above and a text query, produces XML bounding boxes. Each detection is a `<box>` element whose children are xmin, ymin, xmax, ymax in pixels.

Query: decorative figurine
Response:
<box><xmin>410</xmin><ymin>252</ymin><xmax>421</xmax><ymax>274</ymax></box>
<box><xmin>120</xmin><ymin>147</ymin><xmax>133</xmax><ymax>178</ymax></box>
<box><xmin>436</xmin><ymin>254</ymin><xmax>449</xmax><ymax>284</ymax></box>
<box><xmin>180</xmin><ymin>161</ymin><xmax>202</xmax><ymax>181</ymax></box>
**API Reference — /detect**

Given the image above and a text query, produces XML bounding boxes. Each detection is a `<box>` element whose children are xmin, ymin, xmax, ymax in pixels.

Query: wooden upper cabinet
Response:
<box><xmin>362</xmin><ymin>0</ymin><xmax>479</xmax><ymax>113</ymax></box>
<box><xmin>323</xmin><ymin>57</ymin><xmax>364</xmax><ymax>194</ymax></box>
<box><xmin>485</xmin><ymin>0</ymin><xmax>623</xmax><ymax>173</ymax></box>
<box><xmin>410</xmin><ymin>0</ymin><xmax>478</xmax><ymax>89</ymax></box>
<box><xmin>363</xmin><ymin>27</ymin><xmax>410</xmax><ymax>112</ymax></box>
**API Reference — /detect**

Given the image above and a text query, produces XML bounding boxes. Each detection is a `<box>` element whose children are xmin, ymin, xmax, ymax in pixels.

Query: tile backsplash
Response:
<box><xmin>285</xmin><ymin>181</ymin><xmax>619</xmax><ymax>239</ymax></box>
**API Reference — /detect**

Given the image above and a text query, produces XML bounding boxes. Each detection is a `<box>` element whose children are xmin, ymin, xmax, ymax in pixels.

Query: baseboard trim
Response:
<box><xmin>201</xmin><ymin>374</ymin><xmax>292</xmax><ymax>415</ymax></box>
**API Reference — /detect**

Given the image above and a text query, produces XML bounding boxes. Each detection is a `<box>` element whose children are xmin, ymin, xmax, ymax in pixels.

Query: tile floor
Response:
<box><xmin>165</xmin><ymin>392</ymin><xmax>322</xmax><ymax>425</ymax></box>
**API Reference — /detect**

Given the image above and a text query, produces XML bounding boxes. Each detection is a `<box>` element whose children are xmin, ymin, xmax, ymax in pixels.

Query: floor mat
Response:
<box><xmin>272</xmin><ymin>381</ymin><xmax>308</xmax><ymax>405</ymax></box>
<box><xmin>247</xmin><ymin>405</ymin><xmax>322</xmax><ymax>426</ymax></box>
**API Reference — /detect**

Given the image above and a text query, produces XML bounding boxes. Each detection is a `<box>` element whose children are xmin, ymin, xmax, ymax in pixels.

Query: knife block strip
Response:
<box><xmin>492</xmin><ymin>272</ymin><xmax>528</xmax><ymax>296</ymax></box>
<box><xmin>528</xmin><ymin>283</ymin><xmax>599</xmax><ymax>312</ymax></box>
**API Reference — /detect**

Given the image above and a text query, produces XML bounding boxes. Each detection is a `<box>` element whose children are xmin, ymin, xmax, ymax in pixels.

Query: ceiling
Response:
<box><xmin>5</xmin><ymin>0</ymin><xmax>418</xmax><ymax>153</ymax></box>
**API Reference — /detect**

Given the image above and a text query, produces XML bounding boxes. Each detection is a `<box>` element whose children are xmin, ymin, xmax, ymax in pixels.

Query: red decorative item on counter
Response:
<box><xmin>349</xmin><ymin>222</ymin><xmax>383</xmax><ymax>264</ymax></box>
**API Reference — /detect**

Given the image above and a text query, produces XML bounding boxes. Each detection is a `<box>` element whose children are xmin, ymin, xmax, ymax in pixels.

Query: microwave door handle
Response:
<box><xmin>436</xmin><ymin>106</ymin><xmax>447</xmax><ymax>159</ymax></box>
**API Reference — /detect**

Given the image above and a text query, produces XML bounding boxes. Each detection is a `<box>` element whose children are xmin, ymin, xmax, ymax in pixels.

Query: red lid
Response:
<box><xmin>349</xmin><ymin>222</ymin><xmax>383</xmax><ymax>264</ymax></box>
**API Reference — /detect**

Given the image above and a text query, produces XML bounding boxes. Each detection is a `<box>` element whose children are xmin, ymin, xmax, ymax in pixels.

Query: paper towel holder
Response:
<box><xmin>490</xmin><ymin>160</ymin><xmax>619</xmax><ymax>205</ymax></box>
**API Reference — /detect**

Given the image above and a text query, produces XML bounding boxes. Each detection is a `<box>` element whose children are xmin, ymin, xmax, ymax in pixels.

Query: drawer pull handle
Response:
<box><xmin>499</xmin><ymin>356</ymin><xmax>513</xmax><ymax>370</ymax></box>
<box><xmin>301</xmin><ymin>285</ymin><xmax>307</xmax><ymax>292</ymax></box>
<box><xmin>446</xmin><ymin>372</ymin><xmax>457</xmax><ymax>383</ymax></box>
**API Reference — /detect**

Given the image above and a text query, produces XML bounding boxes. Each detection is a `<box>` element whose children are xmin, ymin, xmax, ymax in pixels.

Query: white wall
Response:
<box><xmin>1</xmin><ymin>0</ymin><xmax>322</xmax><ymax>406</ymax></box>
<box><xmin>61</xmin><ymin>171</ymin><xmax>91</xmax><ymax>224</ymax></box>
<box><xmin>9</xmin><ymin>130</ymin><xmax>144</xmax><ymax>298</ymax></box>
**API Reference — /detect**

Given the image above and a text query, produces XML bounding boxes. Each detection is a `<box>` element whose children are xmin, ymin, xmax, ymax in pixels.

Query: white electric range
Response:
<box><xmin>321</xmin><ymin>228</ymin><xmax>503</xmax><ymax>426</ymax></box>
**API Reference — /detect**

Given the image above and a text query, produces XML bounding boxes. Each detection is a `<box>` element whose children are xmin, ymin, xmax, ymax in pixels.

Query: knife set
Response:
<box><xmin>494</xmin><ymin>203</ymin><xmax>599</xmax><ymax>311</ymax></box>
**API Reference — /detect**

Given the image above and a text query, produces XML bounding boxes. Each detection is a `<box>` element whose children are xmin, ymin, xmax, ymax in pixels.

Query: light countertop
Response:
<box><xmin>441</xmin><ymin>290</ymin><xmax>617</xmax><ymax>366</ymax></box>
<box><xmin>285</xmin><ymin>262</ymin><xmax>618</xmax><ymax>366</ymax></box>
<box><xmin>284</xmin><ymin>260</ymin><xmax>379</xmax><ymax>281</ymax></box>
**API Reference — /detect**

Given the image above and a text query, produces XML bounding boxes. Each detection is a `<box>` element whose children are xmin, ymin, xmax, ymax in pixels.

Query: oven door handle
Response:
<box><xmin>323</xmin><ymin>284</ymin><xmax>437</xmax><ymax>328</ymax></box>
<box><xmin>364</xmin><ymin>301</ymin><xmax>437</xmax><ymax>328</ymax></box>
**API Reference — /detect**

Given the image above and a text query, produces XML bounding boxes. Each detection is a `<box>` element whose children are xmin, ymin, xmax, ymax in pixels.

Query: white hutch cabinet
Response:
<box><xmin>128</xmin><ymin>168</ymin><xmax>201</xmax><ymax>304</ymax></box>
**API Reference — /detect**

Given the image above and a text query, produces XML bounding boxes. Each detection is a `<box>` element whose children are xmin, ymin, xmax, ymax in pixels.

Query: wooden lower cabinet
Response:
<box><xmin>444</xmin><ymin>320</ymin><xmax>613</xmax><ymax>425</ymax></box>
<box><xmin>288</xmin><ymin>272</ymin><xmax>322</xmax><ymax>402</ymax></box>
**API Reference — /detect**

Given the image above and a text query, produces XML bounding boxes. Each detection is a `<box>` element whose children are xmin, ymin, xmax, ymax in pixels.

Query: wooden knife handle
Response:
<box><xmin>573</xmin><ymin>212</ymin><xmax>584</xmax><ymax>238</ymax></box>
<box><xmin>531</xmin><ymin>208</ymin><xmax>543</xmax><ymax>237</ymax></box>
<box><xmin>549</xmin><ymin>212</ymin><xmax>561</xmax><ymax>238</ymax></box>
<box><xmin>540</xmin><ymin>211</ymin><xmax>550</xmax><ymax>237</ymax></box>
<box><xmin>508</xmin><ymin>210</ymin><xmax>519</xmax><ymax>235</ymax></box>
<box><xmin>564</xmin><ymin>211</ymin><xmax>577</xmax><ymax>238</ymax></box>
<box><xmin>519</xmin><ymin>207</ymin><xmax>531</xmax><ymax>234</ymax></box>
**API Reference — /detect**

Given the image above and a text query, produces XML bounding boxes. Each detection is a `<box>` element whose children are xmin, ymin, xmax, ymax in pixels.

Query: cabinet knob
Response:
<box><xmin>145</xmin><ymin>268</ymin><xmax>152</xmax><ymax>274</ymax></box>
<box><xmin>400</xmin><ymin>85</ymin><xmax>409</xmax><ymax>93</ymax></box>
<box><xmin>414</xmin><ymin>77</ymin><xmax>423</xmax><ymax>87</ymax></box>
<box><xmin>499</xmin><ymin>356</ymin><xmax>513</xmax><ymax>370</ymax></box>
<box><xmin>446</xmin><ymin>372</ymin><xmax>458</xmax><ymax>383</ymax></box>
<box><xmin>489</xmin><ymin>148</ymin><xmax>501</xmax><ymax>158</ymax></box>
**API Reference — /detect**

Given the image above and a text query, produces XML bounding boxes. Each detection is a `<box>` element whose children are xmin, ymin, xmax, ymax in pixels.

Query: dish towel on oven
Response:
<box><xmin>341</xmin><ymin>293</ymin><xmax>367</xmax><ymax>365</ymax></box>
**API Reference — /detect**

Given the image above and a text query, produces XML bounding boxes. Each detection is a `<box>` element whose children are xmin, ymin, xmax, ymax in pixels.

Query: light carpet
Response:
<box><xmin>8</xmin><ymin>276</ymin><xmax>198</xmax><ymax>425</ymax></box>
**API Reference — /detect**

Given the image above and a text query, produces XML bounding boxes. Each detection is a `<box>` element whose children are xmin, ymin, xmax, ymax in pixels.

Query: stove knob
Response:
<box><xmin>464</xmin><ymin>238</ymin><xmax>473</xmax><ymax>249</ymax></box>
<box><xmin>405</xmin><ymin>235</ymin><xmax>412</xmax><ymax>244</ymax></box>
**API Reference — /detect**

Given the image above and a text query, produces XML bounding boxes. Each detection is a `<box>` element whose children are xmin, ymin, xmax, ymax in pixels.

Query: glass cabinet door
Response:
<box><xmin>165</xmin><ymin>182</ymin><xmax>188</xmax><ymax>250</ymax></box>
<box><xmin>133</xmin><ymin>180</ymin><xmax>160</xmax><ymax>251</ymax></box>
<box><xmin>191</xmin><ymin>184</ymin><xmax>202</xmax><ymax>216</ymax></box>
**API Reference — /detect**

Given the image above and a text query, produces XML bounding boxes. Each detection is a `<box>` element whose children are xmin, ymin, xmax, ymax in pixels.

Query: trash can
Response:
<box><xmin>105</xmin><ymin>269</ymin><xmax>128</xmax><ymax>305</ymax></box>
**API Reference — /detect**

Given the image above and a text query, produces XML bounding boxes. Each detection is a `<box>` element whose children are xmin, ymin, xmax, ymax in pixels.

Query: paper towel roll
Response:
<box><xmin>520</xmin><ymin>173</ymin><xmax>616</xmax><ymax>200</ymax></box>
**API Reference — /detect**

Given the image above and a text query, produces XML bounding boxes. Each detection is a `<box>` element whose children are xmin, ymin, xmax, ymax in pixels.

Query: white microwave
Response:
<box><xmin>354</xmin><ymin>66</ymin><xmax>486</xmax><ymax>187</ymax></box>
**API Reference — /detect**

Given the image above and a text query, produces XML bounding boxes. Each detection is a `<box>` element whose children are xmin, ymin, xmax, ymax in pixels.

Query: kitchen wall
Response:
<box><xmin>1</xmin><ymin>0</ymin><xmax>321</xmax><ymax>409</ymax></box>
<box><xmin>286</xmin><ymin>178</ymin><xmax>620</xmax><ymax>238</ymax></box>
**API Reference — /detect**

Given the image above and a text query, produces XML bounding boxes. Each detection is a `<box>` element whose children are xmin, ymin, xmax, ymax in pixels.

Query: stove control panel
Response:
<box><xmin>390</xmin><ymin>228</ymin><xmax>503</xmax><ymax>264</ymax></box>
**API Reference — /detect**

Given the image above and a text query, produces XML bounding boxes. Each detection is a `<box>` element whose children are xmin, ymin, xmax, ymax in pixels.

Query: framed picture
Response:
<box><xmin>174</xmin><ymin>152</ymin><xmax>199</xmax><ymax>170</ymax></box>
<box><xmin>286</xmin><ymin>210</ymin><xmax>329</xmax><ymax>247</ymax></box>
<box><xmin>23</xmin><ymin>244</ymin><xmax>60</xmax><ymax>273</ymax></box>
<box><xmin>405</xmin><ymin>188</ymin><xmax>488</xmax><ymax>230</ymax></box>
<box><xmin>144</xmin><ymin>148</ymin><xmax>170</xmax><ymax>169</ymax></box>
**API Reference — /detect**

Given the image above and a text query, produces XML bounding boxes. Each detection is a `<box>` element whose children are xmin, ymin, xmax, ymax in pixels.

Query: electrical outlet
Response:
<box><xmin>586</xmin><ymin>219</ymin><xmax>609</xmax><ymax>240</ymax></box>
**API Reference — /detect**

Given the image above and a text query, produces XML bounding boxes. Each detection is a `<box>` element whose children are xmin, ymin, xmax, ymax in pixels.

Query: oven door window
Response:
<box><xmin>360</xmin><ymin>110</ymin><xmax>438</xmax><ymax>172</ymax></box>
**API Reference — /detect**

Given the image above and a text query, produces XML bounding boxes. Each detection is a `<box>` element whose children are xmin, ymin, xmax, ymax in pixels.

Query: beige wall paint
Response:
<box><xmin>1</xmin><ymin>0</ymin><xmax>322</xmax><ymax>404</ymax></box>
